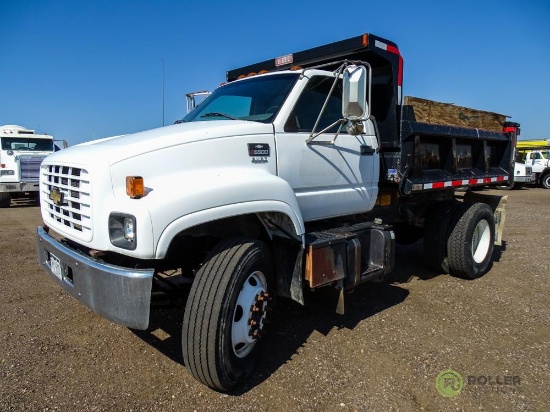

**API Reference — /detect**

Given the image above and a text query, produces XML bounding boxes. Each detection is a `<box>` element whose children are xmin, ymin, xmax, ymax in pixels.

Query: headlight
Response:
<box><xmin>0</xmin><ymin>170</ymin><xmax>15</xmax><ymax>176</ymax></box>
<box><xmin>109</xmin><ymin>213</ymin><xmax>137</xmax><ymax>250</ymax></box>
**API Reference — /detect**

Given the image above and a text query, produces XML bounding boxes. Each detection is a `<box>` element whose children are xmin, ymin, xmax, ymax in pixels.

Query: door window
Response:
<box><xmin>284</xmin><ymin>76</ymin><xmax>345</xmax><ymax>134</ymax></box>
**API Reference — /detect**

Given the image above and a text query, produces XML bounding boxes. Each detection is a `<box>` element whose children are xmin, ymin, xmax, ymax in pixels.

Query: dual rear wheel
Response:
<box><xmin>424</xmin><ymin>201</ymin><xmax>495</xmax><ymax>279</ymax></box>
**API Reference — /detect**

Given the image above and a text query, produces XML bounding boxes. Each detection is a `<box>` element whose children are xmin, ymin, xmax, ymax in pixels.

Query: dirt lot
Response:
<box><xmin>1</xmin><ymin>188</ymin><xmax>549</xmax><ymax>411</ymax></box>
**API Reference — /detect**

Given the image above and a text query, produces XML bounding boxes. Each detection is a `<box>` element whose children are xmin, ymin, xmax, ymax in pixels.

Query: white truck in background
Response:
<box><xmin>511</xmin><ymin>162</ymin><xmax>533</xmax><ymax>189</ymax></box>
<box><xmin>516</xmin><ymin>139</ymin><xmax>550</xmax><ymax>188</ymax></box>
<box><xmin>0</xmin><ymin>125</ymin><xmax>60</xmax><ymax>207</ymax></box>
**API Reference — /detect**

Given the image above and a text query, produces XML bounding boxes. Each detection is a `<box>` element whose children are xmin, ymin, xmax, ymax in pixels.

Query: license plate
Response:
<box><xmin>50</xmin><ymin>253</ymin><xmax>63</xmax><ymax>280</ymax></box>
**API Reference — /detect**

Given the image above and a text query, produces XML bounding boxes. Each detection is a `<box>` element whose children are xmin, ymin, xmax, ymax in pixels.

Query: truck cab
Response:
<box><xmin>180</xmin><ymin>69</ymin><xmax>379</xmax><ymax>221</ymax></box>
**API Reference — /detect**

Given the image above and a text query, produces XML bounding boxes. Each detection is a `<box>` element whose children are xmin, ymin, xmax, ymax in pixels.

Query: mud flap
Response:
<box><xmin>463</xmin><ymin>192</ymin><xmax>508</xmax><ymax>246</ymax></box>
<box><xmin>290</xmin><ymin>247</ymin><xmax>305</xmax><ymax>305</ymax></box>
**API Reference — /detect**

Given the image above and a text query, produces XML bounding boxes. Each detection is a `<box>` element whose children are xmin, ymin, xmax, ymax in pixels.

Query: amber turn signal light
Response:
<box><xmin>126</xmin><ymin>176</ymin><xmax>144</xmax><ymax>198</ymax></box>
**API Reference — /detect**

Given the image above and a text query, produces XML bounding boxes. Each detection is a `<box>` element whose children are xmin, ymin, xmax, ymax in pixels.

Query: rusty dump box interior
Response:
<box><xmin>403</xmin><ymin>96</ymin><xmax>508</xmax><ymax>133</ymax></box>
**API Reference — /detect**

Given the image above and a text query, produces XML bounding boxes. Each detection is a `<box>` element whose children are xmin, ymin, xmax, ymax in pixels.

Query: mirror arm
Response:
<box><xmin>310</xmin><ymin>67</ymin><xmax>345</xmax><ymax>137</ymax></box>
<box><xmin>306</xmin><ymin>119</ymin><xmax>346</xmax><ymax>145</ymax></box>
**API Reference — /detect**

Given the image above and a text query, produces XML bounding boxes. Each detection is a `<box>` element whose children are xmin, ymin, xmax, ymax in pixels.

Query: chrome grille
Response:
<box><xmin>41</xmin><ymin>164</ymin><xmax>92</xmax><ymax>241</ymax></box>
<box><xmin>20</xmin><ymin>156</ymin><xmax>45</xmax><ymax>180</ymax></box>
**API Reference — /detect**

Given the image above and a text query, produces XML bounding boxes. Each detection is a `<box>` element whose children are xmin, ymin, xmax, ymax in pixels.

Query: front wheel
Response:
<box><xmin>182</xmin><ymin>237</ymin><xmax>274</xmax><ymax>391</ymax></box>
<box><xmin>510</xmin><ymin>182</ymin><xmax>524</xmax><ymax>190</ymax></box>
<box><xmin>0</xmin><ymin>192</ymin><xmax>11</xmax><ymax>208</ymax></box>
<box><xmin>447</xmin><ymin>203</ymin><xmax>495</xmax><ymax>279</ymax></box>
<box><xmin>542</xmin><ymin>173</ymin><xmax>550</xmax><ymax>189</ymax></box>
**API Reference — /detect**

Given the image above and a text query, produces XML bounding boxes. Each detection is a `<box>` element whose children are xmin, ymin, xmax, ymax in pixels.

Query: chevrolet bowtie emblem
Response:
<box><xmin>49</xmin><ymin>188</ymin><xmax>66</xmax><ymax>206</ymax></box>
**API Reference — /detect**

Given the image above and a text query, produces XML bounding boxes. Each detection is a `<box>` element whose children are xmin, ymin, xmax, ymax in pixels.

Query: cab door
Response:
<box><xmin>274</xmin><ymin>75</ymin><xmax>378</xmax><ymax>222</ymax></box>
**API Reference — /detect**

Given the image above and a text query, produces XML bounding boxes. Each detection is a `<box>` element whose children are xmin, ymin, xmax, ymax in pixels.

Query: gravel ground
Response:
<box><xmin>1</xmin><ymin>188</ymin><xmax>549</xmax><ymax>411</ymax></box>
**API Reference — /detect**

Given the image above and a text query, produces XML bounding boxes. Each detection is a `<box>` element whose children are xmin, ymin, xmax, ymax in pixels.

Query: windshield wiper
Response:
<box><xmin>201</xmin><ymin>112</ymin><xmax>237</xmax><ymax>120</ymax></box>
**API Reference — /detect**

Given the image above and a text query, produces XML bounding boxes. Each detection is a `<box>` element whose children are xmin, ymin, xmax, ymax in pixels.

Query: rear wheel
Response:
<box><xmin>0</xmin><ymin>192</ymin><xmax>11</xmax><ymax>208</ymax></box>
<box><xmin>542</xmin><ymin>173</ymin><xmax>550</xmax><ymax>189</ymax></box>
<box><xmin>447</xmin><ymin>203</ymin><xmax>495</xmax><ymax>279</ymax></box>
<box><xmin>182</xmin><ymin>237</ymin><xmax>274</xmax><ymax>391</ymax></box>
<box><xmin>423</xmin><ymin>201</ymin><xmax>459</xmax><ymax>273</ymax></box>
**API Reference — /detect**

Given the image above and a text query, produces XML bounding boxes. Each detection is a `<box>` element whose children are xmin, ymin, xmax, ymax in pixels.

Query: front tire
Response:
<box><xmin>0</xmin><ymin>192</ymin><xmax>11</xmax><ymax>208</ymax></box>
<box><xmin>542</xmin><ymin>173</ymin><xmax>550</xmax><ymax>189</ymax></box>
<box><xmin>182</xmin><ymin>237</ymin><xmax>274</xmax><ymax>391</ymax></box>
<box><xmin>510</xmin><ymin>182</ymin><xmax>524</xmax><ymax>190</ymax></box>
<box><xmin>447</xmin><ymin>203</ymin><xmax>495</xmax><ymax>279</ymax></box>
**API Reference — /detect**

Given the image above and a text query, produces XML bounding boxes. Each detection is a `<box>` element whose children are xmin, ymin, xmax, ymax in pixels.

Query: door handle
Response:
<box><xmin>360</xmin><ymin>145</ymin><xmax>375</xmax><ymax>155</ymax></box>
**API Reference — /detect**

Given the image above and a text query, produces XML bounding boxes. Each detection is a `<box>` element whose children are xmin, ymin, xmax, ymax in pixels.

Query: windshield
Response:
<box><xmin>1</xmin><ymin>138</ymin><xmax>54</xmax><ymax>151</ymax></box>
<box><xmin>182</xmin><ymin>73</ymin><xmax>299</xmax><ymax>123</ymax></box>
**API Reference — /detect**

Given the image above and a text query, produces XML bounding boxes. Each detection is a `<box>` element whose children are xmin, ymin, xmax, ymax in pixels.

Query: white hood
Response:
<box><xmin>46</xmin><ymin>121</ymin><xmax>274</xmax><ymax>166</ymax></box>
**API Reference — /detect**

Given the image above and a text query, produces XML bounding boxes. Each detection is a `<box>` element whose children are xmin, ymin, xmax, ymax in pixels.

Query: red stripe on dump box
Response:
<box><xmin>412</xmin><ymin>176</ymin><xmax>509</xmax><ymax>191</ymax></box>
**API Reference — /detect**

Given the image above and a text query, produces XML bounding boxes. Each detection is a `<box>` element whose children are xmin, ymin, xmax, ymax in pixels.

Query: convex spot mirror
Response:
<box><xmin>342</xmin><ymin>65</ymin><xmax>368</xmax><ymax>121</ymax></box>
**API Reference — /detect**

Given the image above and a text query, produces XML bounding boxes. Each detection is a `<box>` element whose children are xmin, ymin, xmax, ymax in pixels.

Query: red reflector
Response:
<box><xmin>386</xmin><ymin>44</ymin><xmax>400</xmax><ymax>55</ymax></box>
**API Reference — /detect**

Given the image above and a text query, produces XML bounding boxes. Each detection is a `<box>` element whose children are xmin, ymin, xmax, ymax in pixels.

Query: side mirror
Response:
<box><xmin>342</xmin><ymin>65</ymin><xmax>368</xmax><ymax>120</ymax></box>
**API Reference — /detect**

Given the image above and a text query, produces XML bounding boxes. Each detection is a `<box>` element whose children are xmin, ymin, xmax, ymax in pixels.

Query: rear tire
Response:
<box><xmin>0</xmin><ymin>192</ymin><xmax>11</xmax><ymax>208</ymax></box>
<box><xmin>423</xmin><ymin>201</ymin><xmax>459</xmax><ymax>273</ymax></box>
<box><xmin>447</xmin><ymin>203</ymin><xmax>495</xmax><ymax>279</ymax></box>
<box><xmin>182</xmin><ymin>237</ymin><xmax>274</xmax><ymax>391</ymax></box>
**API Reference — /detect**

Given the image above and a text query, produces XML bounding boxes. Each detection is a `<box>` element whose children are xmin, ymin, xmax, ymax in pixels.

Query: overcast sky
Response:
<box><xmin>1</xmin><ymin>0</ymin><xmax>549</xmax><ymax>145</ymax></box>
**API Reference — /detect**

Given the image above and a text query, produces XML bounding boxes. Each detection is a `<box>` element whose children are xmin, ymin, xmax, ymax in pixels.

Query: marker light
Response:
<box><xmin>126</xmin><ymin>176</ymin><xmax>144</xmax><ymax>198</ymax></box>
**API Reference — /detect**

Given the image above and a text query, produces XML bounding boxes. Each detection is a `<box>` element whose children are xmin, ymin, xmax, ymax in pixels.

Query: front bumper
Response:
<box><xmin>0</xmin><ymin>182</ymin><xmax>40</xmax><ymax>192</ymax></box>
<box><xmin>36</xmin><ymin>225</ymin><xmax>154</xmax><ymax>330</ymax></box>
<box><xmin>513</xmin><ymin>176</ymin><xmax>534</xmax><ymax>184</ymax></box>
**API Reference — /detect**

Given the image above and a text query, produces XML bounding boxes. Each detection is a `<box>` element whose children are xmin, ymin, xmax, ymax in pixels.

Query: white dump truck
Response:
<box><xmin>37</xmin><ymin>33</ymin><xmax>519</xmax><ymax>391</ymax></box>
<box><xmin>0</xmin><ymin>125</ymin><xmax>58</xmax><ymax>207</ymax></box>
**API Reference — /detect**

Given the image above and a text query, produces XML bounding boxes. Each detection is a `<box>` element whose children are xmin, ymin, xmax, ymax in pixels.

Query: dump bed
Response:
<box><xmin>383</xmin><ymin>97</ymin><xmax>516</xmax><ymax>195</ymax></box>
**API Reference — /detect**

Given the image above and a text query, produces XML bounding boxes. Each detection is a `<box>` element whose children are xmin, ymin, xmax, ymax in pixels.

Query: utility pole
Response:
<box><xmin>162</xmin><ymin>58</ymin><xmax>165</xmax><ymax>126</ymax></box>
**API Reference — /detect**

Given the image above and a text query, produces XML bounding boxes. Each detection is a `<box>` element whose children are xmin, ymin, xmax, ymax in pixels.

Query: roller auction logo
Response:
<box><xmin>435</xmin><ymin>369</ymin><xmax>464</xmax><ymax>397</ymax></box>
<box><xmin>436</xmin><ymin>369</ymin><xmax>522</xmax><ymax>397</ymax></box>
